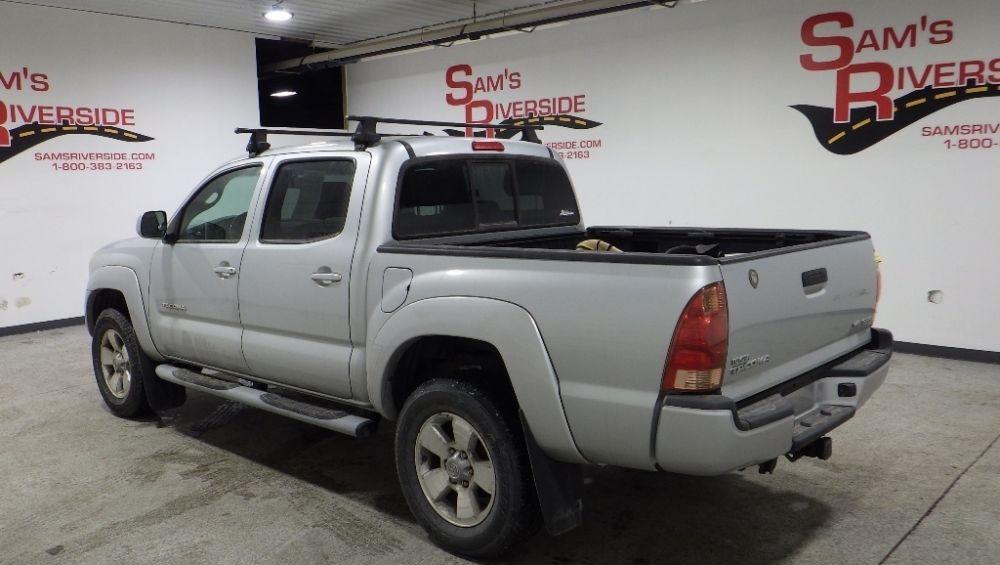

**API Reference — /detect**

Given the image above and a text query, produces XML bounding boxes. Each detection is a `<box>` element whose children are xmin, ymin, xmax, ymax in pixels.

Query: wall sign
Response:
<box><xmin>793</xmin><ymin>11</ymin><xmax>1000</xmax><ymax>155</ymax></box>
<box><xmin>0</xmin><ymin>66</ymin><xmax>154</xmax><ymax>168</ymax></box>
<box><xmin>443</xmin><ymin>63</ymin><xmax>603</xmax><ymax>159</ymax></box>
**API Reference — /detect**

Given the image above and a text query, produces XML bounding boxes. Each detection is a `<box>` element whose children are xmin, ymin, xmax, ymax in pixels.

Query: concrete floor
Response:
<box><xmin>1</xmin><ymin>326</ymin><xmax>998</xmax><ymax>565</ymax></box>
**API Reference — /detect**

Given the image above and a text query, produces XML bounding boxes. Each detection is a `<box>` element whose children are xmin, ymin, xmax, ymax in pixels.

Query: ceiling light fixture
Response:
<box><xmin>264</xmin><ymin>3</ymin><xmax>293</xmax><ymax>22</ymax></box>
<box><xmin>270</xmin><ymin>90</ymin><xmax>297</xmax><ymax>97</ymax></box>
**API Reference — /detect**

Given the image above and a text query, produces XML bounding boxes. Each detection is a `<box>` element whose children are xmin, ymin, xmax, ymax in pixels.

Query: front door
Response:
<box><xmin>238</xmin><ymin>156</ymin><xmax>369</xmax><ymax>398</ymax></box>
<box><xmin>148</xmin><ymin>164</ymin><xmax>265</xmax><ymax>373</ymax></box>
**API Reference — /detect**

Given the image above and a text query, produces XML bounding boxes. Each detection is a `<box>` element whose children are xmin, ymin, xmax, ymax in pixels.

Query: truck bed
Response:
<box><xmin>379</xmin><ymin>225</ymin><xmax>870</xmax><ymax>266</ymax></box>
<box><xmin>379</xmin><ymin>224</ymin><xmax>878</xmax><ymax>407</ymax></box>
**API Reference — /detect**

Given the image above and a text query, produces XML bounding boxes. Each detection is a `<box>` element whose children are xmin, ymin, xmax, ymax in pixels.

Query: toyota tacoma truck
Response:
<box><xmin>86</xmin><ymin>116</ymin><xmax>891</xmax><ymax>557</ymax></box>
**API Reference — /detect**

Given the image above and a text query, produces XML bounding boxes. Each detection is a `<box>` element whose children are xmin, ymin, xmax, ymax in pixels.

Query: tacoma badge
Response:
<box><xmin>729</xmin><ymin>353</ymin><xmax>771</xmax><ymax>375</ymax></box>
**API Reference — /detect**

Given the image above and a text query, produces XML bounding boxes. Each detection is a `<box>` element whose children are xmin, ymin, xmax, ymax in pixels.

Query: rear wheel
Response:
<box><xmin>395</xmin><ymin>379</ymin><xmax>538</xmax><ymax>558</ymax></box>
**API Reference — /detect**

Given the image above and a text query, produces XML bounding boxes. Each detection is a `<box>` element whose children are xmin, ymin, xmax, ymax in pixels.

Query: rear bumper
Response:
<box><xmin>652</xmin><ymin>328</ymin><xmax>892</xmax><ymax>476</ymax></box>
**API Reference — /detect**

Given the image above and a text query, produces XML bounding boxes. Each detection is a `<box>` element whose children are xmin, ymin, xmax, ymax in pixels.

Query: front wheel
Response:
<box><xmin>91</xmin><ymin>309</ymin><xmax>154</xmax><ymax>417</ymax></box>
<box><xmin>395</xmin><ymin>379</ymin><xmax>538</xmax><ymax>558</ymax></box>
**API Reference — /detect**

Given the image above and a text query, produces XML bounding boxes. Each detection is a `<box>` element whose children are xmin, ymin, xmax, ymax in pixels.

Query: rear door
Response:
<box><xmin>148</xmin><ymin>164</ymin><xmax>264</xmax><ymax>372</ymax></box>
<box><xmin>719</xmin><ymin>237</ymin><xmax>878</xmax><ymax>400</ymax></box>
<box><xmin>237</xmin><ymin>155</ymin><xmax>370</xmax><ymax>399</ymax></box>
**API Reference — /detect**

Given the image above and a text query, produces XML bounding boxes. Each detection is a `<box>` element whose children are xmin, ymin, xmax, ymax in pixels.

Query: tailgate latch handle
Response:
<box><xmin>801</xmin><ymin>268</ymin><xmax>828</xmax><ymax>294</ymax></box>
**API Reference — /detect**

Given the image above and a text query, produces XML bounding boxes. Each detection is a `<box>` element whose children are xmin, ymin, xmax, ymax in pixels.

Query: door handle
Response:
<box><xmin>310</xmin><ymin>271</ymin><xmax>342</xmax><ymax>286</ymax></box>
<box><xmin>213</xmin><ymin>265</ymin><xmax>238</xmax><ymax>278</ymax></box>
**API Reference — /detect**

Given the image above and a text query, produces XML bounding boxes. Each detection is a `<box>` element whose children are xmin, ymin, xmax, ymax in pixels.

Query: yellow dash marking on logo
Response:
<box><xmin>905</xmin><ymin>98</ymin><xmax>927</xmax><ymax>108</ymax></box>
<box><xmin>84</xmin><ymin>126</ymin><xmax>98</xmax><ymax>131</ymax></box>
<box><xmin>558</xmin><ymin>116</ymin><xmax>570</xmax><ymax>122</ymax></box>
<box><xmin>966</xmin><ymin>86</ymin><xmax>988</xmax><ymax>94</ymax></box>
<box><xmin>574</xmin><ymin>119</ymin><xmax>587</xmax><ymax>126</ymax></box>
<box><xmin>40</xmin><ymin>127</ymin><xmax>56</xmax><ymax>133</ymax></box>
<box><xmin>104</xmin><ymin>128</ymin><xmax>119</xmax><ymax>134</ymax></box>
<box><xmin>19</xmin><ymin>130</ymin><xmax>36</xmax><ymax>137</ymax></box>
<box><xmin>123</xmin><ymin>132</ymin><xmax>138</xmax><ymax>139</ymax></box>
<box><xmin>543</xmin><ymin>116</ymin><xmax>555</xmax><ymax>121</ymax></box>
<box><xmin>513</xmin><ymin>121</ymin><xmax>524</xmax><ymax>126</ymax></box>
<box><xmin>528</xmin><ymin>118</ymin><xmax>539</xmax><ymax>123</ymax></box>
<box><xmin>827</xmin><ymin>131</ymin><xmax>846</xmax><ymax>144</ymax></box>
<box><xmin>62</xmin><ymin>126</ymin><xmax>78</xmax><ymax>131</ymax></box>
<box><xmin>934</xmin><ymin>91</ymin><xmax>957</xmax><ymax>99</ymax></box>
<box><xmin>852</xmin><ymin>118</ymin><xmax>871</xmax><ymax>130</ymax></box>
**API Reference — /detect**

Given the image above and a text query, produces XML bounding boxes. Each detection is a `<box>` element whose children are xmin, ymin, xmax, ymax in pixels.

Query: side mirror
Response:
<box><xmin>137</xmin><ymin>210</ymin><xmax>167</xmax><ymax>238</ymax></box>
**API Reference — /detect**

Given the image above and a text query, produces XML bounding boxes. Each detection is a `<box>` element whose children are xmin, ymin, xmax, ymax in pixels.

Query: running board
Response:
<box><xmin>155</xmin><ymin>364</ymin><xmax>376</xmax><ymax>438</ymax></box>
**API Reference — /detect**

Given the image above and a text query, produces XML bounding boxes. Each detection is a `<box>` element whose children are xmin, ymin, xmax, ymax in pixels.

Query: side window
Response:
<box><xmin>395</xmin><ymin>160</ymin><xmax>475</xmax><ymax>238</ymax></box>
<box><xmin>177</xmin><ymin>166</ymin><xmax>261</xmax><ymax>242</ymax></box>
<box><xmin>260</xmin><ymin>159</ymin><xmax>356</xmax><ymax>242</ymax></box>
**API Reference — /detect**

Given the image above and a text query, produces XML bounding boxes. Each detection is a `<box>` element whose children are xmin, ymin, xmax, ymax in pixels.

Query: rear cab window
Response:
<box><xmin>394</xmin><ymin>157</ymin><xmax>579</xmax><ymax>239</ymax></box>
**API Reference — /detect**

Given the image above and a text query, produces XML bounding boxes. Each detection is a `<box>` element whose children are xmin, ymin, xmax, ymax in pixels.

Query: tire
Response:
<box><xmin>90</xmin><ymin>308</ymin><xmax>158</xmax><ymax>417</ymax></box>
<box><xmin>395</xmin><ymin>378</ymin><xmax>539</xmax><ymax>558</ymax></box>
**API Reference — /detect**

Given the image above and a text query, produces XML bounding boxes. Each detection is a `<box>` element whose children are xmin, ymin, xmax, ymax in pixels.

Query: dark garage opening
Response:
<box><xmin>255</xmin><ymin>38</ymin><xmax>345</xmax><ymax>129</ymax></box>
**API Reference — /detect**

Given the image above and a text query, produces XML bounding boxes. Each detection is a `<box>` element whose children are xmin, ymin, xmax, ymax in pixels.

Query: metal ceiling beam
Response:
<box><xmin>264</xmin><ymin>0</ymin><xmax>664</xmax><ymax>73</ymax></box>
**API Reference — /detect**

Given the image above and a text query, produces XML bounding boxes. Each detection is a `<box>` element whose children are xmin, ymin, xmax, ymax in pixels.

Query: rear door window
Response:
<box><xmin>260</xmin><ymin>159</ymin><xmax>356</xmax><ymax>242</ymax></box>
<box><xmin>394</xmin><ymin>158</ymin><xmax>578</xmax><ymax>239</ymax></box>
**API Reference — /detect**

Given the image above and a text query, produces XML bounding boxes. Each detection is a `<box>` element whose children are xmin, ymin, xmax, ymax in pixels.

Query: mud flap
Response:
<box><xmin>143</xmin><ymin>367</ymin><xmax>186</xmax><ymax>411</ymax></box>
<box><xmin>519</xmin><ymin>412</ymin><xmax>584</xmax><ymax>535</ymax></box>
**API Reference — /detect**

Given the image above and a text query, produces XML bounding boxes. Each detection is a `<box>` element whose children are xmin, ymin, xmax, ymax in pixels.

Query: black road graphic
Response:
<box><xmin>0</xmin><ymin>122</ymin><xmax>154</xmax><ymax>164</ymax></box>
<box><xmin>442</xmin><ymin>114</ymin><xmax>602</xmax><ymax>138</ymax></box>
<box><xmin>793</xmin><ymin>81</ymin><xmax>1000</xmax><ymax>155</ymax></box>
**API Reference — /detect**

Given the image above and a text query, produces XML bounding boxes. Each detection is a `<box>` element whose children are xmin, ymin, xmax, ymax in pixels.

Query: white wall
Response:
<box><xmin>347</xmin><ymin>0</ymin><xmax>1000</xmax><ymax>352</ymax></box>
<box><xmin>0</xmin><ymin>3</ymin><xmax>261</xmax><ymax>330</ymax></box>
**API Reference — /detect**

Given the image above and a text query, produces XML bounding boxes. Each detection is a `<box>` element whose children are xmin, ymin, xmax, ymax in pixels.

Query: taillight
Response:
<box><xmin>471</xmin><ymin>140</ymin><xmax>504</xmax><ymax>151</ymax></box>
<box><xmin>662</xmin><ymin>281</ymin><xmax>729</xmax><ymax>393</ymax></box>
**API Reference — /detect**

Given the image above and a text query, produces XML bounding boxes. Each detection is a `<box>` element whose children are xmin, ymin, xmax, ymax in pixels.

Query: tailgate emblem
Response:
<box><xmin>730</xmin><ymin>353</ymin><xmax>771</xmax><ymax>375</ymax></box>
<box><xmin>748</xmin><ymin>269</ymin><xmax>759</xmax><ymax>288</ymax></box>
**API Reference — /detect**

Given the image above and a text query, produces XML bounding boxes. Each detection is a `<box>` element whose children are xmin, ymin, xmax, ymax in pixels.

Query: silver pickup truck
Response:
<box><xmin>86</xmin><ymin>117</ymin><xmax>891</xmax><ymax>557</ymax></box>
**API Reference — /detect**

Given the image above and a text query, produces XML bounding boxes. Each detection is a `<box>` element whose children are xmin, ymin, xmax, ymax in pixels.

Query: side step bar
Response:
<box><xmin>155</xmin><ymin>364</ymin><xmax>376</xmax><ymax>438</ymax></box>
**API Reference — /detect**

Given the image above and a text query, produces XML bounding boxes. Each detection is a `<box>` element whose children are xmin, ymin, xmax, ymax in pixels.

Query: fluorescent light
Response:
<box><xmin>264</xmin><ymin>5</ymin><xmax>293</xmax><ymax>22</ymax></box>
<box><xmin>270</xmin><ymin>90</ymin><xmax>297</xmax><ymax>98</ymax></box>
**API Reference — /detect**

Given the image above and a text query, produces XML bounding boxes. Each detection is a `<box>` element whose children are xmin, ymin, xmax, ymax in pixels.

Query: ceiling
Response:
<box><xmin>10</xmin><ymin>0</ymin><xmax>578</xmax><ymax>46</ymax></box>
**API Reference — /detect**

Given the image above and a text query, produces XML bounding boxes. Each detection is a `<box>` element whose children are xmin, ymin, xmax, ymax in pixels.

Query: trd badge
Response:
<box><xmin>748</xmin><ymin>269</ymin><xmax>759</xmax><ymax>288</ymax></box>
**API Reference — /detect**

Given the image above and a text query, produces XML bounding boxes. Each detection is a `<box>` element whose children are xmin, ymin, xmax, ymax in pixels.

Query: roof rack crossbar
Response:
<box><xmin>347</xmin><ymin>115</ymin><xmax>545</xmax><ymax>144</ymax></box>
<box><xmin>235</xmin><ymin>127</ymin><xmax>358</xmax><ymax>157</ymax></box>
<box><xmin>235</xmin><ymin>115</ymin><xmax>546</xmax><ymax>156</ymax></box>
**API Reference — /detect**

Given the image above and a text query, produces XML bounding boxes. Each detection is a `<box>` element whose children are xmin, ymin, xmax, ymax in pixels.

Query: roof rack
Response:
<box><xmin>234</xmin><ymin>127</ymin><xmax>354</xmax><ymax>157</ymax></box>
<box><xmin>348</xmin><ymin>115</ymin><xmax>544</xmax><ymax>147</ymax></box>
<box><xmin>235</xmin><ymin>115</ymin><xmax>544</xmax><ymax>156</ymax></box>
